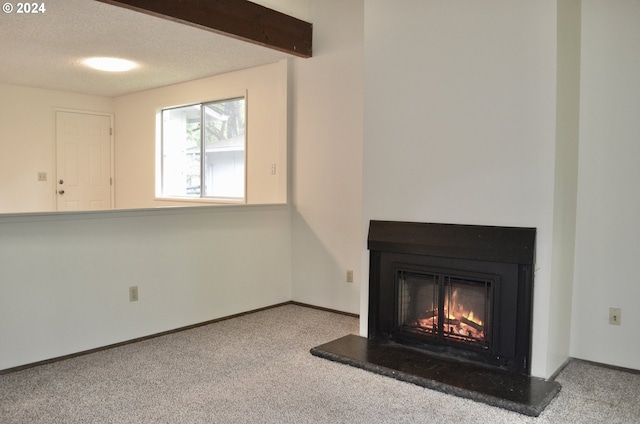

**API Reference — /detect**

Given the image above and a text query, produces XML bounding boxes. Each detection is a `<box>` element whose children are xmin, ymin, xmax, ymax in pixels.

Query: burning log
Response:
<box><xmin>414</xmin><ymin>310</ymin><xmax>437</xmax><ymax>329</ymax></box>
<box><xmin>444</xmin><ymin>318</ymin><xmax>461</xmax><ymax>326</ymax></box>
<box><xmin>461</xmin><ymin>316</ymin><xmax>484</xmax><ymax>332</ymax></box>
<box><xmin>413</xmin><ymin>309</ymin><xmax>485</xmax><ymax>341</ymax></box>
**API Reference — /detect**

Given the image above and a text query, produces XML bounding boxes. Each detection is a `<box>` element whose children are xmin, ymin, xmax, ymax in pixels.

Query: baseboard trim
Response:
<box><xmin>2</xmin><ymin>301</ymin><xmax>356</xmax><ymax>375</ymax></box>
<box><xmin>570</xmin><ymin>357</ymin><xmax>640</xmax><ymax>376</ymax></box>
<box><xmin>548</xmin><ymin>358</ymin><xmax>572</xmax><ymax>381</ymax></box>
<box><xmin>547</xmin><ymin>357</ymin><xmax>640</xmax><ymax>382</ymax></box>
<box><xmin>290</xmin><ymin>301</ymin><xmax>359</xmax><ymax>318</ymax></box>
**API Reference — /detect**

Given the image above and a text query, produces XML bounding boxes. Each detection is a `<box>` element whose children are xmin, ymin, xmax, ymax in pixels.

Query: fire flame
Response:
<box><xmin>415</xmin><ymin>289</ymin><xmax>485</xmax><ymax>342</ymax></box>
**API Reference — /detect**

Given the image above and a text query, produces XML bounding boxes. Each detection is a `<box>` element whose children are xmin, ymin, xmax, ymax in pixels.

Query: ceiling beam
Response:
<box><xmin>95</xmin><ymin>0</ymin><xmax>312</xmax><ymax>58</ymax></box>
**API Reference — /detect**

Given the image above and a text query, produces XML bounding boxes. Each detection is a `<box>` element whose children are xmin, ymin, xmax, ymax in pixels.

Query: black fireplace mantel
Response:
<box><xmin>368</xmin><ymin>220</ymin><xmax>536</xmax><ymax>265</ymax></box>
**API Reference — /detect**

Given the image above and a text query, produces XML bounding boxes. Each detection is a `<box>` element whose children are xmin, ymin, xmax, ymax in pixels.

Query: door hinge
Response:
<box><xmin>110</xmin><ymin>128</ymin><xmax>113</xmax><ymax>136</ymax></box>
<box><xmin>110</xmin><ymin>177</ymin><xmax>113</xmax><ymax>186</ymax></box>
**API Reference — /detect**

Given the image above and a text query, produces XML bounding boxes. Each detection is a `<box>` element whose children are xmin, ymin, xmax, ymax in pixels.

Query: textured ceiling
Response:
<box><xmin>0</xmin><ymin>0</ymin><xmax>294</xmax><ymax>97</ymax></box>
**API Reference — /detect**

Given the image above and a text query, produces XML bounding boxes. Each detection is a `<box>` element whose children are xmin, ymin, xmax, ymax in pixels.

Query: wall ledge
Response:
<box><xmin>0</xmin><ymin>203</ymin><xmax>289</xmax><ymax>225</ymax></box>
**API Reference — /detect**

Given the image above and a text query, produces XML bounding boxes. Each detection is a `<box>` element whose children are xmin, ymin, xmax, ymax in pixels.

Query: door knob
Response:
<box><xmin>58</xmin><ymin>190</ymin><xmax>65</xmax><ymax>195</ymax></box>
<box><xmin>59</xmin><ymin>179</ymin><xmax>64</xmax><ymax>184</ymax></box>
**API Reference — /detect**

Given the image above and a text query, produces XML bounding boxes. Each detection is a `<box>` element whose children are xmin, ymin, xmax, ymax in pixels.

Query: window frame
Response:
<box><xmin>156</xmin><ymin>95</ymin><xmax>247</xmax><ymax>205</ymax></box>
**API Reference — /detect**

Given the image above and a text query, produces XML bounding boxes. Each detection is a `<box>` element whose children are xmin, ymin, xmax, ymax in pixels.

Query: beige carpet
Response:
<box><xmin>1</xmin><ymin>304</ymin><xmax>639</xmax><ymax>423</ymax></box>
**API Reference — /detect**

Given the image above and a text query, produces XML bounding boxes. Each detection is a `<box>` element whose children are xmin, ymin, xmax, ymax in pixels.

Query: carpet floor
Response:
<box><xmin>1</xmin><ymin>304</ymin><xmax>639</xmax><ymax>423</ymax></box>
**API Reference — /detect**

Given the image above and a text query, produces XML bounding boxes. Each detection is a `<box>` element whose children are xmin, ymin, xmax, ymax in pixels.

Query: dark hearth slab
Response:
<box><xmin>310</xmin><ymin>335</ymin><xmax>561</xmax><ymax>417</ymax></box>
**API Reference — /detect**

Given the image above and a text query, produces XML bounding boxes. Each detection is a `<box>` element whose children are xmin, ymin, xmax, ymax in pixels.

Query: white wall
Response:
<box><xmin>0</xmin><ymin>206</ymin><xmax>291</xmax><ymax>370</ymax></box>
<box><xmin>251</xmin><ymin>0</ymin><xmax>310</xmax><ymax>20</ymax></box>
<box><xmin>114</xmin><ymin>61</ymin><xmax>288</xmax><ymax>208</ymax></box>
<box><xmin>571</xmin><ymin>0</ymin><xmax>640</xmax><ymax>370</ymax></box>
<box><xmin>546</xmin><ymin>0</ymin><xmax>581</xmax><ymax>377</ymax></box>
<box><xmin>0</xmin><ymin>84</ymin><xmax>114</xmax><ymax>213</ymax></box>
<box><xmin>362</xmin><ymin>0</ymin><xmax>559</xmax><ymax>378</ymax></box>
<box><xmin>290</xmin><ymin>0</ymin><xmax>364</xmax><ymax>314</ymax></box>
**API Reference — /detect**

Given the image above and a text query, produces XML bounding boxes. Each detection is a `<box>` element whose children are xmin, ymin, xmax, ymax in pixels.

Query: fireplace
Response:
<box><xmin>311</xmin><ymin>220</ymin><xmax>560</xmax><ymax>416</ymax></box>
<box><xmin>368</xmin><ymin>220</ymin><xmax>535</xmax><ymax>374</ymax></box>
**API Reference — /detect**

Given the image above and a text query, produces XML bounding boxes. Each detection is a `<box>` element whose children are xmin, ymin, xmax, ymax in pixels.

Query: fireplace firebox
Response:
<box><xmin>368</xmin><ymin>220</ymin><xmax>536</xmax><ymax>374</ymax></box>
<box><xmin>396</xmin><ymin>268</ymin><xmax>494</xmax><ymax>350</ymax></box>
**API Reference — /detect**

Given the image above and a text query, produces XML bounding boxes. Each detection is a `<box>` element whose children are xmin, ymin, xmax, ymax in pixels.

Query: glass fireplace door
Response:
<box><xmin>396</xmin><ymin>269</ymin><xmax>494</xmax><ymax>351</ymax></box>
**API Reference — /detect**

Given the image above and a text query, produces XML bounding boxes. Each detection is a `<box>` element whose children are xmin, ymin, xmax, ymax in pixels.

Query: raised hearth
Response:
<box><xmin>311</xmin><ymin>335</ymin><xmax>560</xmax><ymax>417</ymax></box>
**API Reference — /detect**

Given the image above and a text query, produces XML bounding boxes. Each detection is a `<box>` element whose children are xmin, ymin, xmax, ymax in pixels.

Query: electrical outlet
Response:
<box><xmin>37</xmin><ymin>172</ymin><xmax>47</xmax><ymax>181</ymax></box>
<box><xmin>129</xmin><ymin>286</ymin><xmax>139</xmax><ymax>302</ymax></box>
<box><xmin>609</xmin><ymin>307</ymin><xmax>621</xmax><ymax>325</ymax></box>
<box><xmin>270</xmin><ymin>163</ymin><xmax>277</xmax><ymax>175</ymax></box>
<box><xmin>346</xmin><ymin>270</ymin><xmax>354</xmax><ymax>283</ymax></box>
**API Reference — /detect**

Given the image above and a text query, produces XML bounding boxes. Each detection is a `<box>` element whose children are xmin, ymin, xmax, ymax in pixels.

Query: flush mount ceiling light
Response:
<box><xmin>83</xmin><ymin>57</ymin><xmax>138</xmax><ymax>72</ymax></box>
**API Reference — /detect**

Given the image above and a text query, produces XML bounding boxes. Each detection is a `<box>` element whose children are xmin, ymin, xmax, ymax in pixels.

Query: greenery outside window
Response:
<box><xmin>160</xmin><ymin>97</ymin><xmax>246</xmax><ymax>201</ymax></box>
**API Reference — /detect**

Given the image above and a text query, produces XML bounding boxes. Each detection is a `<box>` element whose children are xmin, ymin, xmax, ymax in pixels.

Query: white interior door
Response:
<box><xmin>56</xmin><ymin>111</ymin><xmax>113</xmax><ymax>211</ymax></box>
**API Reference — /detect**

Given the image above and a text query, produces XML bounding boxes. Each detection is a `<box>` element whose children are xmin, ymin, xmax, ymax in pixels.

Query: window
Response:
<box><xmin>160</xmin><ymin>97</ymin><xmax>246</xmax><ymax>201</ymax></box>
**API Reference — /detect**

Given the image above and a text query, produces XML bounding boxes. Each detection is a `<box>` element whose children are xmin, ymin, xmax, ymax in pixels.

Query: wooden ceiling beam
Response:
<box><xmin>95</xmin><ymin>0</ymin><xmax>312</xmax><ymax>58</ymax></box>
